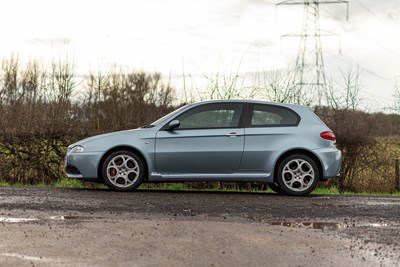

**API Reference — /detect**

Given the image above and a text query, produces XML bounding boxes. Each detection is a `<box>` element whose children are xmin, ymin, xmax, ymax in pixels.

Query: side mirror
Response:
<box><xmin>167</xmin><ymin>120</ymin><xmax>180</xmax><ymax>130</ymax></box>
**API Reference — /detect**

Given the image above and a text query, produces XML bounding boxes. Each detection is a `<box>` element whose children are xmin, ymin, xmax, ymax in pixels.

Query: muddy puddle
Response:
<box><xmin>0</xmin><ymin>215</ymin><xmax>102</xmax><ymax>223</ymax></box>
<box><xmin>271</xmin><ymin>221</ymin><xmax>390</xmax><ymax>230</ymax></box>
<box><xmin>49</xmin><ymin>215</ymin><xmax>90</xmax><ymax>221</ymax></box>
<box><xmin>0</xmin><ymin>217</ymin><xmax>39</xmax><ymax>223</ymax></box>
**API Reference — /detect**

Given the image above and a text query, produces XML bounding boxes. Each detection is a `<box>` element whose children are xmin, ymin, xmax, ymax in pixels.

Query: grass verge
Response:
<box><xmin>0</xmin><ymin>180</ymin><xmax>399</xmax><ymax>197</ymax></box>
<box><xmin>0</xmin><ymin>178</ymin><xmax>86</xmax><ymax>189</ymax></box>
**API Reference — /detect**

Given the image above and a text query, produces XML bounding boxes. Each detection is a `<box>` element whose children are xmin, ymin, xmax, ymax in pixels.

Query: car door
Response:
<box><xmin>155</xmin><ymin>103</ymin><xmax>245</xmax><ymax>176</ymax></box>
<box><xmin>240</xmin><ymin>103</ymin><xmax>301</xmax><ymax>172</ymax></box>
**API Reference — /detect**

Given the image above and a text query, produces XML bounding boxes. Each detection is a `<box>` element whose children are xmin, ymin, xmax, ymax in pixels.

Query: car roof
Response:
<box><xmin>188</xmin><ymin>100</ymin><xmax>307</xmax><ymax>109</ymax></box>
<box><xmin>153</xmin><ymin>99</ymin><xmax>319</xmax><ymax>127</ymax></box>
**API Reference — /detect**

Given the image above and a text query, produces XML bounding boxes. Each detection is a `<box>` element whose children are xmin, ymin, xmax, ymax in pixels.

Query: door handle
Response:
<box><xmin>225</xmin><ymin>132</ymin><xmax>242</xmax><ymax>137</ymax></box>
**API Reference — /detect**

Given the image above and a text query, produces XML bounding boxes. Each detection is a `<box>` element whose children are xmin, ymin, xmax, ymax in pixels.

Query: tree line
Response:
<box><xmin>0</xmin><ymin>57</ymin><xmax>174</xmax><ymax>183</ymax></box>
<box><xmin>0</xmin><ymin>56</ymin><xmax>399</xmax><ymax>192</ymax></box>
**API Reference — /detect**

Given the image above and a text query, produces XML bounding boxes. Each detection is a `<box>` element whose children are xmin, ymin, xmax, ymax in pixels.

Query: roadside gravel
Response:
<box><xmin>0</xmin><ymin>187</ymin><xmax>399</xmax><ymax>266</ymax></box>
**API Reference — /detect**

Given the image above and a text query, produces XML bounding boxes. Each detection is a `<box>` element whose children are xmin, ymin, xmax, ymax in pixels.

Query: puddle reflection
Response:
<box><xmin>0</xmin><ymin>217</ymin><xmax>39</xmax><ymax>223</ymax></box>
<box><xmin>48</xmin><ymin>215</ymin><xmax>98</xmax><ymax>221</ymax></box>
<box><xmin>271</xmin><ymin>221</ymin><xmax>348</xmax><ymax>230</ymax></box>
<box><xmin>271</xmin><ymin>221</ymin><xmax>390</xmax><ymax>230</ymax></box>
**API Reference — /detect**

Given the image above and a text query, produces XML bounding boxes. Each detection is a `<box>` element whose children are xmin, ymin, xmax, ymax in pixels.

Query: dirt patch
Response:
<box><xmin>0</xmin><ymin>187</ymin><xmax>399</xmax><ymax>266</ymax></box>
<box><xmin>0</xmin><ymin>218</ymin><xmax>396</xmax><ymax>267</ymax></box>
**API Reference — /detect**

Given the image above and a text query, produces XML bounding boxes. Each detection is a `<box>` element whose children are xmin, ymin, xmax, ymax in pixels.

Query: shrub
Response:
<box><xmin>0</xmin><ymin>57</ymin><xmax>175</xmax><ymax>183</ymax></box>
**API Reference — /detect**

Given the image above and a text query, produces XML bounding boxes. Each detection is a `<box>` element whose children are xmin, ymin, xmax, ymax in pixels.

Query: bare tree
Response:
<box><xmin>316</xmin><ymin>66</ymin><xmax>375</xmax><ymax>192</ymax></box>
<box><xmin>0</xmin><ymin>55</ymin><xmax>19</xmax><ymax>104</ymax></box>
<box><xmin>86</xmin><ymin>70</ymin><xmax>109</xmax><ymax>130</ymax></box>
<box><xmin>392</xmin><ymin>76</ymin><xmax>400</xmax><ymax>112</ymax></box>
<box><xmin>48</xmin><ymin>56</ymin><xmax>76</xmax><ymax>103</ymax></box>
<box><xmin>256</xmin><ymin>69</ymin><xmax>314</xmax><ymax>105</ymax></box>
<box><xmin>325</xmin><ymin>66</ymin><xmax>363</xmax><ymax>111</ymax></box>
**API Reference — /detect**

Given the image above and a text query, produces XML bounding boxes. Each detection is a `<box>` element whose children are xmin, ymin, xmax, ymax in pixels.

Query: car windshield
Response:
<box><xmin>147</xmin><ymin>105</ymin><xmax>189</xmax><ymax>127</ymax></box>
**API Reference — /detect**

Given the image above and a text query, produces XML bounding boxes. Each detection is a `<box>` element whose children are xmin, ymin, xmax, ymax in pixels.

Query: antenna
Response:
<box><xmin>276</xmin><ymin>0</ymin><xmax>349</xmax><ymax>105</ymax></box>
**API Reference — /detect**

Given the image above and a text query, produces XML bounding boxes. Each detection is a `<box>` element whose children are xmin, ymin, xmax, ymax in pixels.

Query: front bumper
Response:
<box><xmin>65</xmin><ymin>152</ymin><xmax>103</xmax><ymax>179</ymax></box>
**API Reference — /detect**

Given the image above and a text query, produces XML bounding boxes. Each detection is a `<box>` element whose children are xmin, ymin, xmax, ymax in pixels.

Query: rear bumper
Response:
<box><xmin>314</xmin><ymin>148</ymin><xmax>342</xmax><ymax>180</ymax></box>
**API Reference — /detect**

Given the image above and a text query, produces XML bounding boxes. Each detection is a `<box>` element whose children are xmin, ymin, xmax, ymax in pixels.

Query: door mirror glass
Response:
<box><xmin>168</xmin><ymin>120</ymin><xmax>180</xmax><ymax>130</ymax></box>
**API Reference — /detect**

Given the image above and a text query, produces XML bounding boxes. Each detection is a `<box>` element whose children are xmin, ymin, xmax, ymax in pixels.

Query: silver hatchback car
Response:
<box><xmin>65</xmin><ymin>100</ymin><xmax>341</xmax><ymax>196</ymax></box>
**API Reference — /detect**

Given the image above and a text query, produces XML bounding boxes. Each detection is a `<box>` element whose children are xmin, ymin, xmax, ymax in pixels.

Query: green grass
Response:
<box><xmin>313</xmin><ymin>186</ymin><xmax>400</xmax><ymax>197</ymax></box>
<box><xmin>0</xmin><ymin>180</ymin><xmax>399</xmax><ymax>197</ymax></box>
<box><xmin>52</xmin><ymin>178</ymin><xmax>85</xmax><ymax>188</ymax></box>
<box><xmin>0</xmin><ymin>178</ymin><xmax>85</xmax><ymax>189</ymax></box>
<box><xmin>313</xmin><ymin>187</ymin><xmax>341</xmax><ymax>195</ymax></box>
<box><xmin>139</xmin><ymin>183</ymin><xmax>400</xmax><ymax>196</ymax></box>
<box><xmin>141</xmin><ymin>184</ymin><xmax>400</xmax><ymax>197</ymax></box>
<box><xmin>0</xmin><ymin>180</ymin><xmax>10</xmax><ymax>186</ymax></box>
<box><xmin>139</xmin><ymin>183</ymin><xmax>267</xmax><ymax>193</ymax></box>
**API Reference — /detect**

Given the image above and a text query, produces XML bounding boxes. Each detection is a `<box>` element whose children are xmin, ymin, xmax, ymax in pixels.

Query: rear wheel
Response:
<box><xmin>101</xmin><ymin>150</ymin><xmax>145</xmax><ymax>191</ymax></box>
<box><xmin>276</xmin><ymin>154</ymin><xmax>319</xmax><ymax>196</ymax></box>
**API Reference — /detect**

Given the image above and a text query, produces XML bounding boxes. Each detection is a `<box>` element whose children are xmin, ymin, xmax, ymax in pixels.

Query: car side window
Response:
<box><xmin>250</xmin><ymin>104</ymin><xmax>299</xmax><ymax>127</ymax></box>
<box><xmin>175</xmin><ymin>103</ymin><xmax>243</xmax><ymax>129</ymax></box>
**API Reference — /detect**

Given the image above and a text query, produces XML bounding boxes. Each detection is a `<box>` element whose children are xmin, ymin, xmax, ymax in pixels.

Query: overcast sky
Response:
<box><xmin>0</xmin><ymin>0</ymin><xmax>399</xmax><ymax>109</ymax></box>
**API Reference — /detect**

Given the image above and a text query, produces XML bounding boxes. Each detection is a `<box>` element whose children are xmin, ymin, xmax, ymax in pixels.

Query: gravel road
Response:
<box><xmin>0</xmin><ymin>187</ymin><xmax>399</xmax><ymax>266</ymax></box>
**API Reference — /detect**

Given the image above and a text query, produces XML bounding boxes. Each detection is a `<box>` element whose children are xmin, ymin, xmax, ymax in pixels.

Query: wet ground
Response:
<box><xmin>0</xmin><ymin>187</ymin><xmax>399</xmax><ymax>266</ymax></box>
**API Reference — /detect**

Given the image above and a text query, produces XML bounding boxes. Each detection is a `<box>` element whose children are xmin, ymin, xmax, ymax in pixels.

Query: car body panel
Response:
<box><xmin>155</xmin><ymin>128</ymin><xmax>245</xmax><ymax>174</ymax></box>
<box><xmin>65</xmin><ymin>100</ymin><xmax>342</xmax><ymax>186</ymax></box>
<box><xmin>66</xmin><ymin>128</ymin><xmax>158</xmax><ymax>179</ymax></box>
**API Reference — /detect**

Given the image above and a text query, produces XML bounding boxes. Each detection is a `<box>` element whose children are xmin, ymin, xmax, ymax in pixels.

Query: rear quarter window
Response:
<box><xmin>249</xmin><ymin>104</ymin><xmax>300</xmax><ymax>127</ymax></box>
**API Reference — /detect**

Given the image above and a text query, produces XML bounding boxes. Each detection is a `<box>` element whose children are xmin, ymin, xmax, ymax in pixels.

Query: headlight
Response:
<box><xmin>69</xmin><ymin>145</ymin><xmax>84</xmax><ymax>153</ymax></box>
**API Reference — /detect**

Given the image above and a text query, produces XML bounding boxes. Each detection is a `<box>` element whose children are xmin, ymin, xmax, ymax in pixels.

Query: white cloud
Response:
<box><xmin>0</xmin><ymin>0</ymin><xmax>399</xmax><ymax>107</ymax></box>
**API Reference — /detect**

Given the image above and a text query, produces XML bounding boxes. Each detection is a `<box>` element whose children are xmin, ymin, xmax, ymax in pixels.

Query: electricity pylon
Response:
<box><xmin>276</xmin><ymin>0</ymin><xmax>348</xmax><ymax>105</ymax></box>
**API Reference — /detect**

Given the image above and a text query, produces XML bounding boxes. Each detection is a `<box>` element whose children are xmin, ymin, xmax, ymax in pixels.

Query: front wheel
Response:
<box><xmin>101</xmin><ymin>151</ymin><xmax>145</xmax><ymax>191</ymax></box>
<box><xmin>276</xmin><ymin>154</ymin><xmax>319</xmax><ymax>196</ymax></box>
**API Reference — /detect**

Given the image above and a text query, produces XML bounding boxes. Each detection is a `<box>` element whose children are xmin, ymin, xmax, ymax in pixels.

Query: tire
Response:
<box><xmin>276</xmin><ymin>154</ymin><xmax>319</xmax><ymax>196</ymax></box>
<box><xmin>267</xmin><ymin>182</ymin><xmax>285</xmax><ymax>194</ymax></box>
<box><xmin>101</xmin><ymin>150</ymin><xmax>145</xmax><ymax>192</ymax></box>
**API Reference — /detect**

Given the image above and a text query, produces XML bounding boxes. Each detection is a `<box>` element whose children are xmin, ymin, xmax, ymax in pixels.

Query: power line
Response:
<box><xmin>277</xmin><ymin>0</ymin><xmax>349</xmax><ymax>105</ymax></box>
<box><xmin>353</xmin><ymin>0</ymin><xmax>399</xmax><ymax>34</ymax></box>
<box><xmin>325</xmin><ymin>50</ymin><xmax>392</xmax><ymax>81</ymax></box>
<box><xmin>320</xmin><ymin>4</ymin><xmax>400</xmax><ymax>60</ymax></box>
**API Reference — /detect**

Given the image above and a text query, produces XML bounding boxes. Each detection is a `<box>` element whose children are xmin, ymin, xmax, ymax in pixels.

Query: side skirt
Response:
<box><xmin>148</xmin><ymin>172</ymin><xmax>274</xmax><ymax>183</ymax></box>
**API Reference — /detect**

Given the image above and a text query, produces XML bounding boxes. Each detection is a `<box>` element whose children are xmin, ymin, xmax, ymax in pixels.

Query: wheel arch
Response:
<box><xmin>273</xmin><ymin>149</ymin><xmax>323</xmax><ymax>182</ymax></box>
<box><xmin>97</xmin><ymin>146</ymin><xmax>149</xmax><ymax>181</ymax></box>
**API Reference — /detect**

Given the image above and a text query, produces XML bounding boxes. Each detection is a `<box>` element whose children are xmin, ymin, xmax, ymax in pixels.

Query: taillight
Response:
<box><xmin>320</xmin><ymin>131</ymin><xmax>336</xmax><ymax>141</ymax></box>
